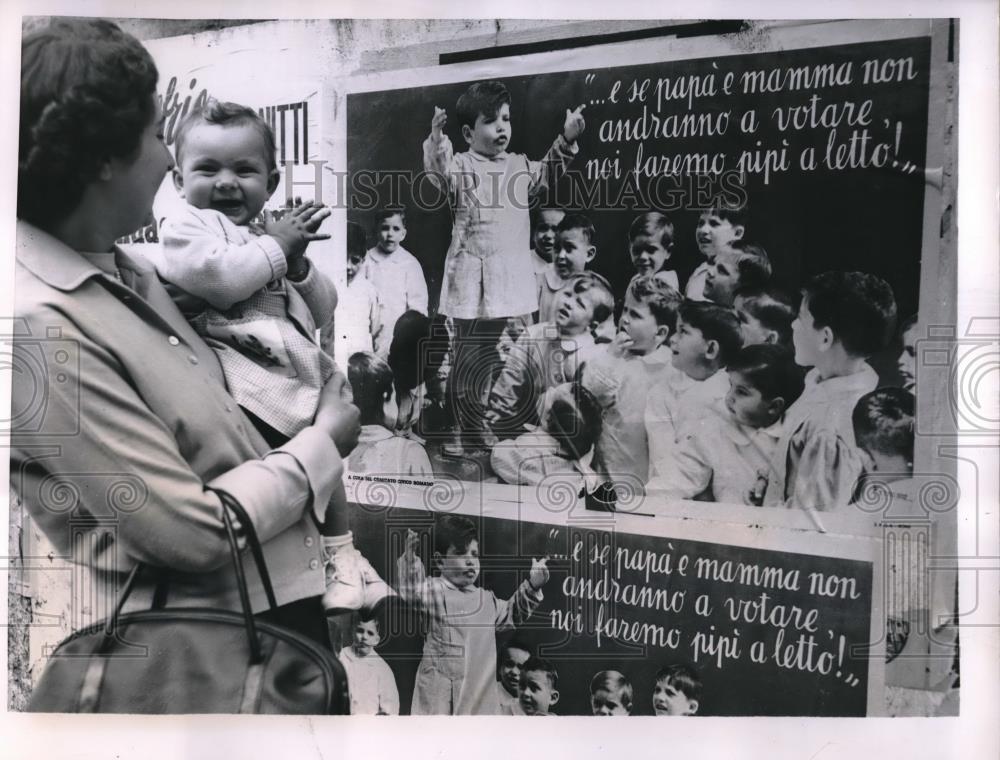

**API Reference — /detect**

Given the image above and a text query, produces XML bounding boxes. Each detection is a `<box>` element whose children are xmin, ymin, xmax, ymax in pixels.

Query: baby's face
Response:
<box><xmin>696</xmin><ymin>212</ymin><xmax>743</xmax><ymax>260</ymax></box>
<box><xmin>376</xmin><ymin>214</ymin><xmax>406</xmax><ymax>254</ymax></box>
<box><xmin>591</xmin><ymin>688</ymin><xmax>630</xmax><ymax>716</ymax></box>
<box><xmin>553</xmin><ymin>228</ymin><xmax>594</xmax><ymax>279</ymax></box>
<box><xmin>652</xmin><ymin>679</ymin><xmax>697</xmax><ymax>716</ymax></box>
<box><xmin>519</xmin><ymin>670</ymin><xmax>557</xmax><ymax>716</ymax></box>
<box><xmin>499</xmin><ymin>646</ymin><xmax>531</xmax><ymax>697</ymax></box>
<box><xmin>465</xmin><ymin>102</ymin><xmax>511</xmax><ymax>157</ymax></box>
<box><xmin>351</xmin><ymin>619</ymin><xmax>380</xmax><ymax>657</ymax></box>
<box><xmin>704</xmin><ymin>248</ymin><xmax>741</xmax><ymax>306</ymax></box>
<box><xmin>619</xmin><ymin>293</ymin><xmax>665</xmax><ymax>355</ymax></box>
<box><xmin>436</xmin><ymin>539</ymin><xmax>480</xmax><ymax>589</ymax></box>
<box><xmin>174</xmin><ymin>122</ymin><xmax>276</xmax><ymax>226</ymax></box>
<box><xmin>533</xmin><ymin>210</ymin><xmax>565</xmax><ymax>262</ymax></box>
<box><xmin>629</xmin><ymin>234</ymin><xmax>671</xmax><ymax>277</ymax></box>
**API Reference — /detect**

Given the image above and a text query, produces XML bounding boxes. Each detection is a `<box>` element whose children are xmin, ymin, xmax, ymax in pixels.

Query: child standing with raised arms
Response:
<box><xmin>423</xmin><ymin>80</ymin><xmax>586</xmax><ymax>456</ymax></box>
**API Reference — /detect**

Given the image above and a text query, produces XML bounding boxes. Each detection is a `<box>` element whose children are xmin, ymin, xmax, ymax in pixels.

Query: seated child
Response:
<box><xmin>491</xmin><ymin>382</ymin><xmax>602</xmax><ymax>490</ymax></box>
<box><xmin>363</xmin><ymin>208</ymin><xmax>429</xmax><ymax>355</ymax></box>
<box><xmin>517</xmin><ymin>656</ymin><xmax>560</xmax><ymax>717</ymax></box>
<box><xmin>157</xmin><ymin>98</ymin><xmax>383</xmax><ymax>614</ymax></box>
<box><xmin>590</xmin><ymin>670</ymin><xmax>633</xmax><ymax>716</ymax></box>
<box><xmin>646</xmin><ymin>344</ymin><xmax>805</xmax><ymax>505</ymax></box>
<box><xmin>646</xmin><ymin>301</ymin><xmax>743</xmax><ymax>483</ymax></box>
<box><xmin>582</xmin><ymin>275</ymin><xmax>688</xmax><ymax>486</ymax></box>
<box><xmin>687</xmin><ymin>203</ymin><xmax>747</xmax><ymax>301</ymax></box>
<box><xmin>763</xmin><ymin>271</ymin><xmax>897</xmax><ymax>511</ymax></box>
<box><xmin>733</xmin><ymin>286</ymin><xmax>796</xmax><ymax>348</ymax></box>
<box><xmin>488</xmin><ymin>272</ymin><xmax>614</xmax><ymax>438</ymax></box>
<box><xmin>537</xmin><ymin>213</ymin><xmax>597</xmax><ymax>324</ymax></box>
<box><xmin>347</xmin><ymin>352</ymin><xmax>433</xmax><ymax>478</ymax></box>
<box><xmin>627</xmin><ymin>211</ymin><xmax>679</xmax><ymax>291</ymax></box>
<box><xmin>703</xmin><ymin>241</ymin><xmax>771</xmax><ymax>307</ymax></box>
<box><xmin>387</xmin><ymin>309</ymin><xmax>433</xmax><ymax>441</ymax></box>
<box><xmin>338</xmin><ymin>220</ymin><xmax>382</xmax><ymax>359</ymax></box>
<box><xmin>652</xmin><ymin>663</ymin><xmax>702</xmax><ymax>716</ymax></box>
<box><xmin>338</xmin><ymin>616</ymin><xmax>400</xmax><ymax>715</ymax></box>
<box><xmin>497</xmin><ymin>637</ymin><xmax>533</xmax><ymax>715</ymax></box>
<box><xmin>424</xmin><ymin>80</ymin><xmax>585</xmax><ymax>455</ymax></box>
<box><xmin>530</xmin><ymin>206</ymin><xmax>565</xmax><ymax>275</ymax></box>
<box><xmin>896</xmin><ymin>314</ymin><xmax>919</xmax><ymax>393</ymax></box>
<box><xmin>397</xmin><ymin>516</ymin><xmax>550</xmax><ymax>715</ymax></box>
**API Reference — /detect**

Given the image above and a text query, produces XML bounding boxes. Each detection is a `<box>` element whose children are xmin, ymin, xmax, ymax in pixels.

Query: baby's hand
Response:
<box><xmin>430</xmin><ymin>107</ymin><xmax>447</xmax><ymax>141</ymax></box>
<box><xmin>528</xmin><ymin>557</ymin><xmax>550</xmax><ymax>591</ymax></box>
<box><xmin>265</xmin><ymin>200</ymin><xmax>331</xmax><ymax>259</ymax></box>
<box><xmin>403</xmin><ymin>529</ymin><xmax>420</xmax><ymax>559</ymax></box>
<box><xmin>563</xmin><ymin>104</ymin><xmax>587</xmax><ymax>143</ymax></box>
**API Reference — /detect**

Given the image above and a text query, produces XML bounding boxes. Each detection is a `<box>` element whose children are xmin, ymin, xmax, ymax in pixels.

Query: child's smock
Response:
<box><xmin>396</xmin><ymin>555</ymin><xmax>543</xmax><ymax>715</ymax></box>
<box><xmin>362</xmin><ymin>245</ymin><xmax>428</xmax><ymax>355</ymax></box>
<box><xmin>158</xmin><ymin>206</ymin><xmax>337</xmax><ymax>438</ymax></box>
<box><xmin>423</xmin><ymin>134</ymin><xmax>577</xmax><ymax>319</ymax></box>
<box><xmin>336</xmin><ymin>274</ymin><xmax>381</xmax><ymax>361</ymax></box>
<box><xmin>347</xmin><ymin>425</ymin><xmax>433</xmax><ymax>479</ymax></box>
<box><xmin>338</xmin><ymin>647</ymin><xmax>400</xmax><ymax>715</ymax></box>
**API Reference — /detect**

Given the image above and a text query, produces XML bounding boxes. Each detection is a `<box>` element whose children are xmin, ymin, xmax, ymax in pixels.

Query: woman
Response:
<box><xmin>12</xmin><ymin>19</ymin><xmax>358</xmax><ymax>646</ymax></box>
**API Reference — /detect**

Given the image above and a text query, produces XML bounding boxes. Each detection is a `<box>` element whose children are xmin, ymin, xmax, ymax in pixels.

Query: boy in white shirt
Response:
<box><xmin>338</xmin><ymin>617</ymin><xmax>400</xmax><ymax>715</ymax></box>
<box><xmin>338</xmin><ymin>221</ymin><xmax>382</xmax><ymax>359</ymax></box>
<box><xmin>537</xmin><ymin>213</ymin><xmax>597</xmax><ymax>324</ymax></box>
<box><xmin>530</xmin><ymin>206</ymin><xmax>565</xmax><ymax>274</ymax></box>
<box><xmin>627</xmin><ymin>211</ymin><xmax>680</xmax><ymax>291</ymax></box>
<box><xmin>703</xmin><ymin>241</ymin><xmax>771</xmax><ymax>307</ymax></box>
<box><xmin>646</xmin><ymin>300</ymin><xmax>743</xmax><ymax>483</ymax></box>
<box><xmin>363</xmin><ymin>208</ymin><xmax>428</xmax><ymax>355</ymax></box>
<box><xmin>647</xmin><ymin>344</ymin><xmax>805</xmax><ymax>505</ymax></box>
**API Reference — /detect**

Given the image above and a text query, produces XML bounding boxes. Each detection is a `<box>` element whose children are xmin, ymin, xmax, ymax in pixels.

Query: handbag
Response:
<box><xmin>28</xmin><ymin>489</ymin><xmax>350</xmax><ymax>714</ymax></box>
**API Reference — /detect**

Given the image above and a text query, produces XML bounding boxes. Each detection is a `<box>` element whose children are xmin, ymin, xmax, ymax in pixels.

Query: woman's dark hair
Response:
<box><xmin>19</xmin><ymin>19</ymin><xmax>159</xmax><ymax>226</ymax></box>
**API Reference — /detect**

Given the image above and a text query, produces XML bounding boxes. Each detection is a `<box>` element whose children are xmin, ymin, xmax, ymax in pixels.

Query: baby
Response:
<box><xmin>158</xmin><ymin>99</ymin><xmax>384</xmax><ymax>614</ymax></box>
<box><xmin>397</xmin><ymin>515</ymin><xmax>550</xmax><ymax>715</ymax></box>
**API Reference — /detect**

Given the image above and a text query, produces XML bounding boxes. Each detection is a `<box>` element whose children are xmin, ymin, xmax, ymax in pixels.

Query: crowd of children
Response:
<box><xmin>150</xmin><ymin>79</ymin><xmax>924</xmax><ymax>715</ymax></box>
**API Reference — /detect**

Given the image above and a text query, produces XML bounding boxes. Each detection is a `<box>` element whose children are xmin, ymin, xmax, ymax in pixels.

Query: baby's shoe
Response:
<box><xmin>322</xmin><ymin>534</ymin><xmax>364</xmax><ymax>613</ymax></box>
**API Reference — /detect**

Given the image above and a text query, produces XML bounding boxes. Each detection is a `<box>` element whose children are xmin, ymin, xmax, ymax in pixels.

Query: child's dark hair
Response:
<box><xmin>347</xmin><ymin>351</ymin><xmax>394</xmax><ymax>425</ymax></box>
<box><xmin>500</xmin><ymin>637</ymin><xmax>534</xmax><ymax>659</ymax></box>
<box><xmin>629</xmin><ymin>275</ymin><xmax>682</xmax><ymax>332</ymax></box>
<box><xmin>174</xmin><ymin>98</ymin><xmax>277</xmax><ymax>173</ymax></box>
<box><xmin>456</xmin><ymin>80</ymin><xmax>510</xmax><ymax>132</ymax></box>
<box><xmin>655</xmin><ymin>663</ymin><xmax>703</xmax><ymax>701</ymax></box>
<box><xmin>388</xmin><ymin>310</ymin><xmax>432</xmax><ymax>394</ymax></box>
<box><xmin>628</xmin><ymin>211</ymin><xmax>675</xmax><ymax>248</ymax></box>
<box><xmin>898</xmin><ymin>313</ymin><xmax>918</xmax><ymax>338</ymax></box>
<box><xmin>434</xmin><ymin>514</ymin><xmax>478</xmax><ymax>556</ymax></box>
<box><xmin>546</xmin><ymin>383</ymin><xmax>602</xmax><ymax>461</ymax></box>
<box><xmin>19</xmin><ymin>19</ymin><xmax>160</xmax><ymax>226</ymax></box>
<box><xmin>728</xmin><ymin>344</ymin><xmax>806</xmax><ymax>408</ymax></box>
<box><xmin>557</xmin><ymin>213</ymin><xmax>596</xmax><ymax>246</ymax></box>
<box><xmin>802</xmin><ymin>271</ymin><xmax>898</xmax><ymax>358</ymax></box>
<box><xmin>736</xmin><ymin>288</ymin><xmax>797</xmax><ymax>346</ymax></box>
<box><xmin>726</xmin><ymin>241</ymin><xmax>772</xmax><ymax>292</ymax></box>
<box><xmin>852</xmin><ymin>388</ymin><xmax>915</xmax><ymax>462</ymax></box>
<box><xmin>346</xmin><ymin>220</ymin><xmax>367</xmax><ymax>259</ymax></box>
<box><xmin>564</xmin><ymin>272</ymin><xmax>615</xmax><ymax>326</ymax></box>
<box><xmin>589</xmin><ymin>670</ymin><xmax>633</xmax><ymax>710</ymax></box>
<box><xmin>704</xmin><ymin>201</ymin><xmax>749</xmax><ymax>232</ymax></box>
<box><xmin>521</xmin><ymin>656</ymin><xmax>559</xmax><ymax>690</ymax></box>
<box><xmin>678</xmin><ymin>300</ymin><xmax>744</xmax><ymax>367</ymax></box>
<box><xmin>375</xmin><ymin>207</ymin><xmax>406</xmax><ymax>226</ymax></box>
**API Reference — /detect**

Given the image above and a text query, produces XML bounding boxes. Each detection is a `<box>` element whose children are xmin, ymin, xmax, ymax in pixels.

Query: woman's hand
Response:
<box><xmin>314</xmin><ymin>372</ymin><xmax>361</xmax><ymax>456</ymax></box>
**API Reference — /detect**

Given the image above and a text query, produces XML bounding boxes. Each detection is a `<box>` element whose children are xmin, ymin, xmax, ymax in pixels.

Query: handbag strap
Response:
<box><xmin>211</xmin><ymin>488</ymin><xmax>279</xmax><ymax>611</ymax></box>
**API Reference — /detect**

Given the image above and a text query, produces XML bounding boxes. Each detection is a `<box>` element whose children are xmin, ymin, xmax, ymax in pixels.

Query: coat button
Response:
<box><xmin>309</xmin><ymin>558</ymin><xmax>319</xmax><ymax>570</ymax></box>
<box><xmin>188</xmin><ymin>355</ymin><xmax>199</xmax><ymax>365</ymax></box>
<box><xmin>168</xmin><ymin>336</ymin><xmax>180</xmax><ymax>346</ymax></box>
<box><xmin>304</xmin><ymin>536</ymin><xmax>314</xmax><ymax>547</ymax></box>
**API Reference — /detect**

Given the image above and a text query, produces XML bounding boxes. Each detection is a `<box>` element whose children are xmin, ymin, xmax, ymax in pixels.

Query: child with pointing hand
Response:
<box><xmin>423</xmin><ymin>80</ymin><xmax>586</xmax><ymax>456</ymax></box>
<box><xmin>397</xmin><ymin>515</ymin><xmax>550</xmax><ymax>714</ymax></box>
